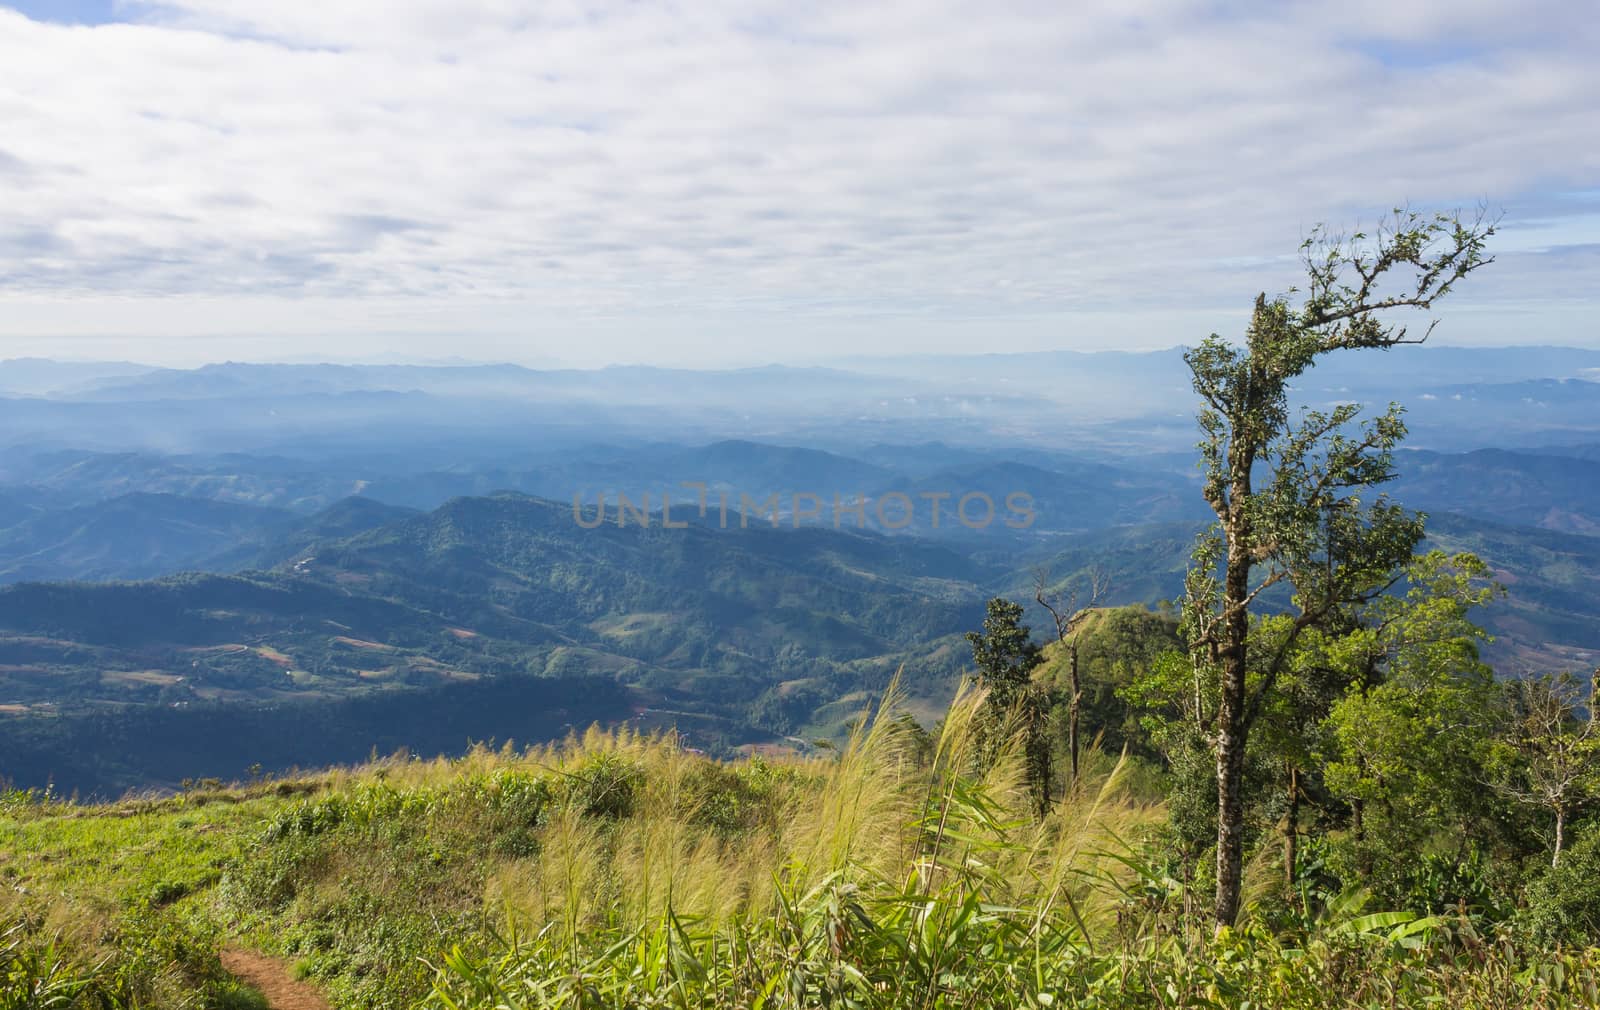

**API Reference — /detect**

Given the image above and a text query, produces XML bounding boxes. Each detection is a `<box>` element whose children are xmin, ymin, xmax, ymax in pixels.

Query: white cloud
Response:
<box><xmin>0</xmin><ymin>0</ymin><xmax>1596</xmax><ymax>365</ymax></box>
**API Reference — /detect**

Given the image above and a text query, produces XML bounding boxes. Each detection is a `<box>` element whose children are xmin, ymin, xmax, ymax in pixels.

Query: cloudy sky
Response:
<box><xmin>0</xmin><ymin>0</ymin><xmax>1595</xmax><ymax>367</ymax></box>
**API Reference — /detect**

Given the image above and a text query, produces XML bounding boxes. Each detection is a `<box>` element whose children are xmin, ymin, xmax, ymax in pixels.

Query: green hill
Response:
<box><xmin>0</xmin><ymin>494</ymin><xmax>997</xmax><ymax>793</ymax></box>
<box><xmin>0</xmin><ymin>493</ymin><xmax>293</xmax><ymax>583</ymax></box>
<box><xmin>4</xmin><ymin>491</ymin><xmax>1599</xmax><ymax>796</ymax></box>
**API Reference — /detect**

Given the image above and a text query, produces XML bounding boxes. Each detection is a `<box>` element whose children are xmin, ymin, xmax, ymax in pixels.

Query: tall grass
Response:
<box><xmin>1</xmin><ymin>921</ymin><xmax>109</xmax><ymax>1010</ymax></box>
<box><xmin>15</xmin><ymin>684</ymin><xmax>1597</xmax><ymax>1008</ymax></box>
<box><xmin>424</xmin><ymin>682</ymin><xmax>1161</xmax><ymax>1009</ymax></box>
<box><xmin>419</xmin><ymin>683</ymin><xmax>1600</xmax><ymax>1009</ymax></box>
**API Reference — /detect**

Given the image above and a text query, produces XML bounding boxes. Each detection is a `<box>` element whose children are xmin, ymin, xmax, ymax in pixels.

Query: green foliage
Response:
<box><xmin>1524</xmin><ymin>823</ymin><xmax>1600</xmax><ymax>947</ymax></box>
<box><xmin>965</xmin><ymin>597</ymin><xmax>1050</xmax><ymax>816</ymax></box>
<box><xmin>0</xmin><ymin>781</ymin><xmax>296</xmax><ymax>1008</ymax></box>
<box><xmin>1121</xmin><ymin>649</ymin><xmax>1277</xmax><ymax>876</ymax></box>
<box><xmin>965</xmin><ymin>598</ymin><xmax>1042</xmax><ymax>694</ymax></box>
<box><xmin>7</xmin><ymin>697</ymin><xmax>1600</xmax><ymax>1009</ymax></box>
<box><xmin>1316</xmin><ymin>552</ymin><xmax>1509</xmax><ymax>902</ymax></box>
<box><xmin>0</xmin><ymin>905</ymin><xmax>267</xmax><ymax>1010</ymax></box>
<box><xmin>419</xmin><ymin>697</ymin><xmax>1600</xmax><ymax>1009</ymax></box>
<box><xmin>678</xmin><ymin>756</ymin><xmax>800</xmax><ymax>838</ymax></box>
<box><xmin>1036</xmin><ymin>606</ymin><xmax>1182</xmax><ymax>761</ymax></box>
<box><xmin>562</xmin><ymin>752</ymin><xmax>645</xmax><ymax>820</ymax></box>
<box><xmin>227</xmin><ymin>773</ymin><xmax>546</xmax><ymax>1008</ymax></box>
<box><xmin>1493</xmin><ymin>671</ymin><xmax>1600</xmax><ymax>865</ymax></box>
<box><xmin>1</xmin><ymin>922</ymin><xmax>114</xmax><ymax>1010</ymax></box>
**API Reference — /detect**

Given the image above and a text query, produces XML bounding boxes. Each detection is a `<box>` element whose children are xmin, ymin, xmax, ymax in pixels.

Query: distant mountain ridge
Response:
<box><xmin>1395</xmin><ymin>448</ymin><xmax>1600</xmax><ymax>535</ymax></box>
<box><xmin>0</xmin><ymin>358</ymin><xmax>155</xmax><ymax>396</ymax></box>
<box><xmin>7</xmin><ymin>347</ymin><xmax>1600</xmax><ymax>455</ymax></box>
<box><xmin>0</xmin><ymin>493</ymin><xmax>293</xmax><ymax>583</ymax></box>
<box><xmin>0</xmin><ymin>493</ymin><xmax>411</xmax><ymax>584</ymax></box>
<box><xmin>1</xmin><ymin>433</ymin><xmax>1597</xmax><ymax>588</ymax></box>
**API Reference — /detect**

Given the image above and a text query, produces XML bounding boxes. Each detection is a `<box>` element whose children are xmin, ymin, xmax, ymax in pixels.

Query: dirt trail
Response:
<box><xmin>220</xmin><ymin>948</ymin><xmax>332</xmax><ymax>1010</ymax></box>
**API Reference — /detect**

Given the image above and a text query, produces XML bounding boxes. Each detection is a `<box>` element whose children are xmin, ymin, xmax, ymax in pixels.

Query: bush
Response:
<box><xmin>561</xmin><ymin>752</ymin><xmax>643</xmax><ymax>820</ymax></box>
<box><xmin>1524</xmin><ymin>823</ymin><xmax>1600</xmax><ymax>947</ymax></box>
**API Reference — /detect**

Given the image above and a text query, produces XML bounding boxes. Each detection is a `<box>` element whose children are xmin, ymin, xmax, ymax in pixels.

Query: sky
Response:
<box><xmin>0</xmin><ymin>0</ymin><xmax>1596</xmax><ymax>368</ymax></box>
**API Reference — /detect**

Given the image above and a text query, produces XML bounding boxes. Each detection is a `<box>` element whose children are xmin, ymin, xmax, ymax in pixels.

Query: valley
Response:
<box><xmin>2</xmin><ymin>350</ymin><xmax>1599</xmax><ymax>796</ymax></box>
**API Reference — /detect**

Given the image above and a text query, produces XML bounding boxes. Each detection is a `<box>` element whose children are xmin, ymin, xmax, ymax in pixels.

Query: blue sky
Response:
<box><xmin>5</xmin><ymin>1</ymin><xmax>120</xmax><ymax>24</ymax></box>
<box><xmin>0</xmin><ymin>0</ymin><xmax>1596</xmax><ymax>367</ymax></box>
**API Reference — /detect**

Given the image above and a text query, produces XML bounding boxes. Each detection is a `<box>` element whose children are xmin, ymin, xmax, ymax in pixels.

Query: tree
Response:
<box><xmin>1498</xmin><ymin>670</ymin><xmax>1600</xmax><ymax>866</ymax></box>
<box><xmin>1180</xmin><ymin>208</ymin><xmax>1495</xmax><ymax>927</ymax></box>
<box><xmin>1319</xmin><ymin>551</ymin><xmax>1502</xmax><ymax>897</ymax></box>
<box><xmin>1247</xmin><ymin>613</ymin><xmax>1351</xmax><ymax>891</ymax></box>
<box><xmin>1123</xmin><ymin>647</ymin><xmax>1259</xmax><ymax>909</ymax></box>
<box><xmin>1034</xmin><ymin>567</ymin><xmax>1109</xmax><ymax>788</ymax></box>
<box><xmin>966</xmin><ymin>597</ymin><xmax>1050</xmax><ymax>817</ymax></box>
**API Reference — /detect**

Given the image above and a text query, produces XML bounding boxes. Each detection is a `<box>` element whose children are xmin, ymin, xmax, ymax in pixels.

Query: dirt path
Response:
<box><xmin>220</xmin><ymin>948</ymin><xmax>332</xmax><ymax>1010</ymax></box>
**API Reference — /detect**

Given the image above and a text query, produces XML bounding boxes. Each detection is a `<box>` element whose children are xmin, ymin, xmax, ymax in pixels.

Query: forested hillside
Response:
<box><xmin>5</xmin><ymin>484</ymin><xmax>1598</xmax><ymax>796</ymax></box>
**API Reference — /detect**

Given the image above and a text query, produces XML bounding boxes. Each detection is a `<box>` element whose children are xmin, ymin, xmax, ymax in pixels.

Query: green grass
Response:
<box><xmin>1</xmin><ymin>783</ymin><xmax>308</xmax><ymax>1007</ymax></box>
<box><xmin>412</xmin><ymin>687</ymin><xmax>1600</xmax><ymax>1010</ymax></box>
<box><xmin>2</xmin><ymin>791</ymin><xmax>284</xmax><ymax>907</ymax></box>
<box><xmin>4</xmin><ymin>688</ymin><xmax>1599</xmax><ymax>1009</ymax></box>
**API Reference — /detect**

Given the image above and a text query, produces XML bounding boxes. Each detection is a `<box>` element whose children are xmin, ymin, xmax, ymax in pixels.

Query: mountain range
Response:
<box><xmin>2</xmin><ymin>349</ymin><xmax>1598</xmax><ymax>795</ymax></box>
<box><xmin>7</xmin><ymin>346</ymin><xmax>1600</xmax><ymax>456</ymax></box>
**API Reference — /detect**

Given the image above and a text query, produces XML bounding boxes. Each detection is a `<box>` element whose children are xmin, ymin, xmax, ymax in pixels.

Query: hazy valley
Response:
<box><xmin>3</xmin><ymin>348</ymin><xmax>1599</xmax><ymax>798</ymax></box>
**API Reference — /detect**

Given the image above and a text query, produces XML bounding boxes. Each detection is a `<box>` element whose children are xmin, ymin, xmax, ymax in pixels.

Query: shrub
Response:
<box><xmin>1524</xmin><ymin>822</ymin><xmax>1600</xmax><ymax>947</ymax></box>
<box><xmin>561</xmin><ymin>752</ymin><xmax>643</xmax><ymax>820</ymax></box>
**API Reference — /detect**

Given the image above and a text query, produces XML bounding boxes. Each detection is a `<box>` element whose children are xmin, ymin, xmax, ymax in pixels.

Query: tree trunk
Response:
<box><xmin>1554</xmin><ymin>805</ymin><xmax>1566</xmax><ymax>868</ymax></box>
<box><xmin>1352</xmin><ymin>663</ymin><xmax>1373</xmax><ymax>847</ymax></box>
<box><xmin>1028</xmin><ymin>689</ymin><xmax>1053</xmax><ymax>820</ymax></box>
<box><xmin>1214</xmin><ymin>700</ymin><xmax>1247</xmax><ymax>928</ymax></box>
<box><xmin>1284</xmin><ymin>765</ymin><xmax>1299</xmax><ymax>889</ymax></box>
<box><xmin>1213</xmin><ymin>526</ymin><xmax>1253</xmax><ymax>929</ymax></box>
<box><xmin>1068</xmin><ymin>643</ymin><xmax>1081</xmax><ymax>788</ymax></box>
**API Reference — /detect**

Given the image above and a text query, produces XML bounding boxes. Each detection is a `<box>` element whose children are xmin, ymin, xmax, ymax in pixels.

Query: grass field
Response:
<box><xmin>4</xmin><ymin>684</ymin><xmax>1599</xmax><ymax>1008</ymax></box>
